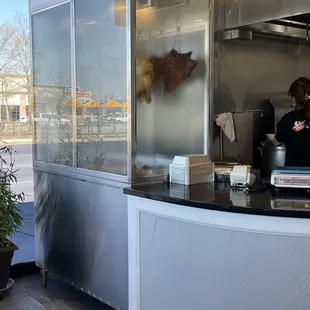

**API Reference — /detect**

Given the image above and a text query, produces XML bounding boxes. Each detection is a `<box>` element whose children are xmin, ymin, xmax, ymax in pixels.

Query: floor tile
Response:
<box><xmin>2</xmin><ymin>274</ymin><xmax>113</xmax><ymax>310</ymax></box>
<box><xmin>44</xmin><ymin>296</ymin><xmax>111</xmax><ymax>310</ymax></box>
<box><xmin>0</xmin><ymin>296</ymin><xmax>49</xmax><ymax>310</ymax></box>
<box><xmin>2</xmin><ymin>279</ymin><xmax>28</xmax><ymax>302</ymax></box>
<box><xmin>20</xmin><ymin>275</ymin><xmax>77</xmax><ymax>304</ymax></box>
<box><xmin>25</xmin><ymin>275</ymin><xmax>111</xmax><ymax>309</ymax></box>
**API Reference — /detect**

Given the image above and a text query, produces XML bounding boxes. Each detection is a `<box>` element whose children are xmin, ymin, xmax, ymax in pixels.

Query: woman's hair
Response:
<box><xmin>289</xmin><ymin>77</ymin><xmax>310</xmax><ymax>118</ymax></box>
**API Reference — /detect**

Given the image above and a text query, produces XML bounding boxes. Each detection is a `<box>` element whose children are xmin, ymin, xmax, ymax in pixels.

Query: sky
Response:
<box><xmin>0</xmin><ymin>0</ymin><xmax>28</xmax><ymax>24</ymax></box>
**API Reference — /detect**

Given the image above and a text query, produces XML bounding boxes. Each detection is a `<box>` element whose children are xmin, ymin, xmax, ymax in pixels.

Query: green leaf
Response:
<box><xmin>0</xmin><ymin>144</ymin><xmax>24</xmax><ymax>242</ymax></box>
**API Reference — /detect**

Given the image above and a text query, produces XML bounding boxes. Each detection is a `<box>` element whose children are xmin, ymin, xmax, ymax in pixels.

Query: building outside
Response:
<box><xmin>0</xmin><ymin>73</ymin><xmax>30</xmax><ymax>122</ymax></box>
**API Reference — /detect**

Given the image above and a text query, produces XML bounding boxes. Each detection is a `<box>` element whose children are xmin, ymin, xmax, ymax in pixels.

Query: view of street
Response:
<box><xmin>0</xmin><ymin>142</ymin><xmax>35</xmax><ymax>265</ymax></box>
<box><xmin>1</xmin><ymin>143</ymin><xmax>33</xmax><ymax>203</ymax></box>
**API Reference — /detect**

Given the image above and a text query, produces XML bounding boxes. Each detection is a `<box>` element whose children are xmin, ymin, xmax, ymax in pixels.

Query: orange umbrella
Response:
<box><xmin>83</xmin><ymin>100</ymin><xmax>102</xmax><ymax>108</ymax></box>
<box><xmin>64</xmin><ymin>99</ymin><xmax>72</xmax><ymax>107</ymax></box>
<box><xmin>103</xmin><ymin>100</ymin><xmax>123</xmax><ymax>108</ymax></box>
<box><xmin>122</xmin><ymin>103</ymin><xmax>128</xmax><ymax>108</ymax></box>
<box><xmin>64</xmin><ymin>100</ymin><xmax>85</xmax><ymax>108</ymax></box>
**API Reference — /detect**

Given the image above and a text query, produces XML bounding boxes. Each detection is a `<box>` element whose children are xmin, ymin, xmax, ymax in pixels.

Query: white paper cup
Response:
<box><xmin>266</xmin><ymin>134</ymin><xmax>275</xmax><ymax>141</ymax></box>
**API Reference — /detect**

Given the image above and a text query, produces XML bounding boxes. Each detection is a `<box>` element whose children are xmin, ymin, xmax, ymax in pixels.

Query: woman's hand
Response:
<box><xmin>272</xmin><ymin>138</ymin><xmax>281</xmax><ymax>146</ymax></box>
<box><xmin>266</xmin><ymin>134</ymin><xmax>281</xmax><ymax>146</ymax></box>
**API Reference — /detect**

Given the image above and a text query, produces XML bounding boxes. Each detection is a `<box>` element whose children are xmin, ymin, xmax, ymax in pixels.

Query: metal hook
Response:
<box><xmin>306</xmin><ymin>18</ymin><xmax>309</xmax><ymax>42</ymax></box>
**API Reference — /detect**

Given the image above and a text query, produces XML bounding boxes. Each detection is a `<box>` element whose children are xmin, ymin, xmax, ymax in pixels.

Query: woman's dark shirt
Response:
<box><xmin>275</xmin><ymin>110</ymin><xmax>310</xmax><ymax>167</ymax></box>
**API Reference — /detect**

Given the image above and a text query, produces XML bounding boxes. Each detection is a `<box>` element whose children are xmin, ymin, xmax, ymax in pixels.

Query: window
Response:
<box><xmin>32</xmin><ymin>3</ymin><xmax>73</xmax><ymax>165</ymax></box>
<box><xmin>75</xmin><ymin>0</ymin><xmax>128</xmax><ymax>175</ymax></box>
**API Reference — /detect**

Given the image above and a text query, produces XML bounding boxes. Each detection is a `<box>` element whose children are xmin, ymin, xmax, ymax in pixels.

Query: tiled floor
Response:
<box><xmin>1</xmin><ymin>274</ymin><xmax>113</xmax><ymax>310</ymax></box>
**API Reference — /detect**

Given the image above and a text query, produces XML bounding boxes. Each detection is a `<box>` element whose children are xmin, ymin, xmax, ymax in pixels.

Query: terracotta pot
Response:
<box><xmin>0</xmin><ymin>241</ymin><xmax>18</xmax><ymax>289</ymax></box>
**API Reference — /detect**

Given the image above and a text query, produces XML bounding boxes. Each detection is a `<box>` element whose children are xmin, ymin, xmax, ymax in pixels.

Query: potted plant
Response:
<box><xmin>0</xmin><ymin>144</ymin><xmax>24</xmax><ymax>290</ymax></box>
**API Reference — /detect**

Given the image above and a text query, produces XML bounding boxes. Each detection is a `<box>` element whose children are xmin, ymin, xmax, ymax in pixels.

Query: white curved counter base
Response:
<box><xmin>128</xmin><ymin>195</ymin><xmax>310</xmax><ymax>310</ymax></box>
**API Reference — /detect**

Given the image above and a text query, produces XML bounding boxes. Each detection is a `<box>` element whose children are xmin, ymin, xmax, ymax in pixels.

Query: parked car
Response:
<box><xmin>115</xmin><ymin>114</ymin><xmax>127</xmax><ymax>123</ymax></box>
<box><xmin>102</xmin><ymin>112</ymin><xmax>122</xmax><ymax>122</ymax></box>
<box><xmin>62</xmin><ymin>115</ymin><xmax>72</xmax><ymax>123</ymax></box>
<box><xmin>90</xmin><ymin>115</ymin><xmax>102</xmax><ymax>123</ymax></box>
<box><xmin>19</xmin><ymin>116</ymin><xmax>29</xmax><ymax>123</ymax></box>
<box><xmin>82</xmin><ymin>115</ymin><xmax>102</xmax><ymax>124</ymax></box>
<box><xmin>34</xmin><ymin>113</ymin><xmax>70</xmax><ymax>126</ymax></box>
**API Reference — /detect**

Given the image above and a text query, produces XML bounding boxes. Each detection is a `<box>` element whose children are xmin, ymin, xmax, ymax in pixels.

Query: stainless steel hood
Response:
<box><xmin>220</xmin><ymin>19</ymin><xmax>310</xmax><ymax>42</ymax></box>
<box><xmin>242</xmin><ymin>21</ymin><xmax>310</xmax><ymax>41</ymax></box>
<box><xmin>220</xmin><ymin>29</ymin><xmax>252</xmax><ymax>41</ymax></box>
<box><xmin>225</xmin><ymin>0</ymin><xmax>310</xmax><ymax>29</ymax></box>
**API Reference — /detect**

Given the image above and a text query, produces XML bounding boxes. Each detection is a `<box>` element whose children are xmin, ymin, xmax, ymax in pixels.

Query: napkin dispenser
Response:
<box><xmin>169</xmin><ymin>154</ymin><xmax>214</xmax><ymax>185</ymax></box>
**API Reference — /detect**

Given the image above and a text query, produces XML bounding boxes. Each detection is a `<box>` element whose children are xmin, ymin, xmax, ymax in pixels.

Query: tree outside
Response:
<box><xmin>0</xmin><ymin>12</ymin><xmax>31</xmax><ymax>135</ymax></box>
<box><xmin>0</xmin><ymin>11</ymin><xmax>33</xmax><ymax>207</ymax></box>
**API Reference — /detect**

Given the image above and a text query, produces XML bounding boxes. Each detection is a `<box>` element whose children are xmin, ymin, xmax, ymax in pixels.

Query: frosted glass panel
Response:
<box><xmin>135</xmin><ymin>0</ymin><xmax>209</xmax><ymax>181</ymax></box>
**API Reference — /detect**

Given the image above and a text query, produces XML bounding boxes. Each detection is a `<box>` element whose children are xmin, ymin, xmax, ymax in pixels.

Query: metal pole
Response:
<box><xmin>204</xmin><ymin>0</ymin><xmax>214</xmax><ymax>157</ymax></box>
<box><xmin>127</xmin><ymin>0</ymin><xmax>136</xmax><ymax>184</ymax></box>
<box><xmin>70</xmin><ymin>0</ymin><xmax>77</xmax><ymax>167</ymax></box>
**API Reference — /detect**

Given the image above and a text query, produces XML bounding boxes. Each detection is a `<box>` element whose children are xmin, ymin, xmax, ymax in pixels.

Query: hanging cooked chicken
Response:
<box><xmin>136</xmin><ymin>57</ymin><xmax>154</xmax><ymax>104</ymax></box>
<box><xmin>150</xmin><ymin>48</ymin><xmax>198</xmax><ymax>93</ymax></box>
<box><xmin>166</xmin><ymin>49</ymin><xmax>198</xmax><ymax>92</ymax></box>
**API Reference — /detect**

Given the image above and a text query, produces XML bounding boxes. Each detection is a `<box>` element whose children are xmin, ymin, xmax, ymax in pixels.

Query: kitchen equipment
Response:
<box><xmin>215</xmin><ymin>166</ymin><xmax>232</xmax><ymax>183</ymax></box>
<box><xmin>230</xmin><ymin>165</ymin><xmax>256</xmax><ymax>188</ymax></box>
<box><xmin>258</xmin><ymin>140</ymin><xmax>286</xmax><ymax>178</ymax></box>
<box><xmin>263</xmin><ymin>96</ymin><xmax>295</xmax><ymax>134</ymax></box>
<box><xmin>271</xmin><ymin>167</ymin><xmax>310</xmax><ymax>189</ymax></box>
<box><xmin>256</xmin><ymin>97</ymin><xmax>293</xmax><ymax>173</ymax></box>
<box><xmin>169</xmin><ymin>154</ymin><xmax>214</xmax><ymax>185</ymax></box>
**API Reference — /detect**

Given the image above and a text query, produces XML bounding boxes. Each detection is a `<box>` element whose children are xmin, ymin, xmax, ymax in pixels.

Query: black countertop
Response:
<box><xmin>124</xmin><ymin>183</ymin><xmax>310</xmax><ymax>218</ymax></box>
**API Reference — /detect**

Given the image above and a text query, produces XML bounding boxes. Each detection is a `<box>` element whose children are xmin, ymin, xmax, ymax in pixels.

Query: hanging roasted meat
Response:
<box><xmin>136</xmin><ymin>57</ymin><xmax>154</xmax><ymax>104</ymax></box>
<box><xmin>166</xmin><ymin>49</ymin><xmax>198</xmax><ymax>92</ymax></box>
<box><xmin>150</xmin><ymin>48</ymin><xmax>198</xmax><ymax>93</ymax></box>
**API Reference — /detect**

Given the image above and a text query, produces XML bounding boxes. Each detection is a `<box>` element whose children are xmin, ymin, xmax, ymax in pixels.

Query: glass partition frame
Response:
<box><xmin>31</xmin><ymin>1</ymin><xmax>73</xmax><ymax>167</ymax></box>
<box><xmin>30</xmin><ymin>0</ymin><xmax>213</xmax><ymax>184</ymax></box>
<box><xmin>31</xmin><ymin>0</ymin><xmax>135</xmax><ymax>184</ymax></box>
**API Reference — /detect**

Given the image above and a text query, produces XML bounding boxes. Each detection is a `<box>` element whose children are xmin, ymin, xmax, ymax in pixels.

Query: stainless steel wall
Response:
<box><xmin>135</xmin><ymin>0</ymin><xmax>210</xmax><ymax>172</ymax></box>
<box><xmin>34</xmin><ymin>168</ymin><xmax>128</xmax><ymax>309</ymax></box>
<box><xmin>225</xmin><ymin>0</ymin><xmax>310</xmax><ymax>29</ymax></box>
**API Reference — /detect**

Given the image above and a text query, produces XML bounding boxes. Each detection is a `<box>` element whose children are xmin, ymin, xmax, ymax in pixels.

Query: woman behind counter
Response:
<box><xmin>272</xmin><ymin>77</ymin><xmax>310</xmax><ymax>167</ymax></box>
